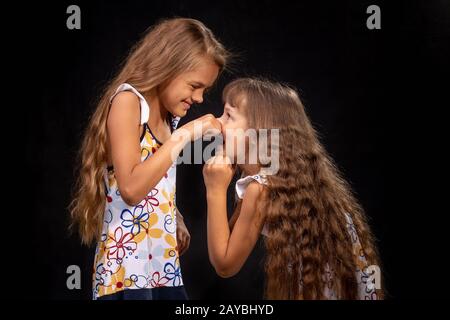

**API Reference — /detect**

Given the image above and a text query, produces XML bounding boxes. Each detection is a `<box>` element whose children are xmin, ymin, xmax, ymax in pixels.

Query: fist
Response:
<box><xmin>181</xmin><ymin>114</ymin><xmax>222</xmax><ymax>141</ymax></box>
<box><xmin>203</xmin><ymin>151</ymin><xmax>235</xmax><ymax>192</ymax></box>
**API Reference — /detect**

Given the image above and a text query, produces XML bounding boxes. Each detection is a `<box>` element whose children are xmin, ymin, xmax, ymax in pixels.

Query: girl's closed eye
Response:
<box><xmin>222</xmin><ymin>112</ymin><xmax>232</xmax><ymax>123</ymax></box>
<box><xmin>190</xmin><ymin>82</ymin><xmax>209</xmax><ymax>91</ymax></box>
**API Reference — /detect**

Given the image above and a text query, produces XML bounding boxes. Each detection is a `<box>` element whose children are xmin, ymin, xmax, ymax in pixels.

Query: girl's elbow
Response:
<box><xmin>120</xmin><ymin>186</ymin><xmax>143</xmax><ymax>206</ymax></box>
<box><xmin>214</xmin><ymin>264</ymin><xmax>239</xmax><ymax>278</ymax></box>
<box><xmin>122</xmin><ymin>195</ymin><xmax>141</xmax><ymax>207</ymax></box>
<box><xmin>216</xmin><ymin>269</ymin><xmax>235</xmax><ymax>278</ymax></box>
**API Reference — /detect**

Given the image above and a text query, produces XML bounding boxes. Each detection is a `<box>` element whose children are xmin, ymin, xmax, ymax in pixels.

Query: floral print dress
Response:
<box><xmin>235</xmin><ymin>171</ymin><xmax>378</xmax><ymax>300</ymax></box>
<box><xmin>92</xmin><ymin>83</ymin><xmax>182</xmax><ymax>299</ymax></box>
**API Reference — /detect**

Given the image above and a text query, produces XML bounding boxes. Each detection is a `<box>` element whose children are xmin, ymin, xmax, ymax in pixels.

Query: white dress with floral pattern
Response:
<box><xmin>92</xmin><ymin>83</ymin><xmax>182</xmax><ymax>299</ymax></box>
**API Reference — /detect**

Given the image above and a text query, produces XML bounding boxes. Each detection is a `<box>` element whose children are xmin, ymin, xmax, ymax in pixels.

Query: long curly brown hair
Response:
<box><xmin>69</xmin><ymin>18</ymin><xmax>230</xmax><ymax>245</ymax></box>
<box><xmin>223</xmin><ymin>78</ymin><xmax>383</xmax><ymax>299</ymax></box>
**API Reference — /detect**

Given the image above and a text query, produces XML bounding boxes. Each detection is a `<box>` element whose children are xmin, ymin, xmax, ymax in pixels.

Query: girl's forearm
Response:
<box><xmin>122</xmin><ymin>134</ymin><xmax>188</xmax><ymax>205</ymax></box>
<box><xmin>228</xmin><ymin>207</ymin><xmax>240</xmax><ymax>231</ymax></box>
<box><xmin>206</xmin><ymin>190</ymin><xmax>231</xmax><ymax>271</ymax></box>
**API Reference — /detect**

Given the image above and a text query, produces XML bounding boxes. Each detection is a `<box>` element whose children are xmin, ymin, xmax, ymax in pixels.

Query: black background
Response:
<box><xmin>22</xmin><ymin>0</ymin><xmax>450</xmax><ymax>300</ymax></box>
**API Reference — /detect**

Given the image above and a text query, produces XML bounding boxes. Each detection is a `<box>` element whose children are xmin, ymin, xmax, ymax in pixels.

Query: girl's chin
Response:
<box><xmin>171</xmin><ymin>108</ymin><xmax>187</xmax><ymax>118</ymax></box>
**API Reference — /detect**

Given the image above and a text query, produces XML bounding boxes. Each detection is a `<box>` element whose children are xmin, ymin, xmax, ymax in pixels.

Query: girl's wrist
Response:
<box><xmin>171</xmin><ymin>127</ymin><xmax>192</xmax><ymax>146</ymax></box>
<box><xmin>206</xmin><ymin>188</ymin><xmax>227</xmax><ymax>198</ymax></box>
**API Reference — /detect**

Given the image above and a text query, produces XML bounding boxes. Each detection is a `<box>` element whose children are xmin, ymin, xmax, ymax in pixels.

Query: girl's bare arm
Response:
<box><xmin>107</xmin><ymin>92</ymin><xmax>189</xmax><ymax>205</ymax></box>
<box><xmin>108</xmin><ymin>92</ymin><xmax>221</xmax><ymax>206</ymax></box>
<box><xmin>206</xmin><ymin>182</ymin><xmax>264</xmax><ymax>278</ymax></box>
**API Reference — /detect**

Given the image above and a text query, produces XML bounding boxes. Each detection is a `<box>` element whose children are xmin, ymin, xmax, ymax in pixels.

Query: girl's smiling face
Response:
<box><xmin>158</xmin><ymin>59</ymin><xmax>220</xmax><ymax>117</ymax></box>
<box><xmin>218</xmin><ymin>102</ymin><xmax>249</xmax><ymax>161</ymax></box>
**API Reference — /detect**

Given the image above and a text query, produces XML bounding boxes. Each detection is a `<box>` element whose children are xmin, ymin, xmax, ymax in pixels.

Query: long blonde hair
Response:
<box><xmin>223</xmin><ymin>78</ymin><xmax>383</xmax><ymax>299</ymax></box>
<box><xmin>69</xmin><ymin>18</ymin><xmax>230</xmax><ymax>245</ymax></box>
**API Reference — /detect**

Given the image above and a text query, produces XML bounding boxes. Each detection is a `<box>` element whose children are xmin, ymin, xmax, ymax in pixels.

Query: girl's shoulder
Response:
<box><xmin>109</xmin><ymin>83</ymin><xmax>150</xmax><ymax>125</ymax></box>
<box><xmin>107</xmin><ymin>91</ymin><xmax>141</xmax><ymax>125</ymax></box>
<box><xmin>235</xmin><ymin>173</ymin><xmax>268</xmax><ymax>237</ymax></box>
<box><xmin>235</xmin><ymin>173</ymin><xmax>268</xmax><ymax>200</ymax></box>
<box><xmin>109</xmin><ymin>90</ymin><xmax>141</xmax><ymax>111</ymax></box>
<box><xmin>110</xmin><ymin>83</ymin><xmax>144</xmax><ymax>103</ymax></box>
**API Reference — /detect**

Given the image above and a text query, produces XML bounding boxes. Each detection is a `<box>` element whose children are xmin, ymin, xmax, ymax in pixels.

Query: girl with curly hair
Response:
<box><xmin>203</xmin><ymin>77</ymin><xmax>383</xmax><ymax>300</ymax></box>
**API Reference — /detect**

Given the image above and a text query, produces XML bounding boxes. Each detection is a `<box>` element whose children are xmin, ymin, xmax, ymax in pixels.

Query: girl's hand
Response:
<box><xmin>176</xmin><ymin>209</ymin><xmax>190</xmax><ymax>256</ymax></box>
<box><xmin>203</xmin><ymin>151</ymin><xmax>235</xmax><ymax>193</ymax></box>
<box><xmin>179</xmin><ymin>114</ymin><xmax>222</xmax><ymax>141</ymax></box>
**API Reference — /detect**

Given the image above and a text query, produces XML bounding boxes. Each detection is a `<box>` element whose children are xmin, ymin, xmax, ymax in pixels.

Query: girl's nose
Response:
<box><xmin>192</xmin><ymin>92</ymin><xmax>203</xmax><ymax>104</ymax></box>
<box><xmin>216</xmin><ymin>117</ymin><xmax>226</xmax><ymax>142</ymax></box>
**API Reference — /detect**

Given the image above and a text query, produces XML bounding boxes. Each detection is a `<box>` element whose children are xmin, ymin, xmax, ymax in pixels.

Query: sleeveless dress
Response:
<box><xmin>235</xmin><ymin>170</ymin><xmax>378</xmax><ymax>300</ymax></box>
<box><xmin>92</xmin><ymin>83</ymin><xmax>185</xmax><ymax>300</ymax></box>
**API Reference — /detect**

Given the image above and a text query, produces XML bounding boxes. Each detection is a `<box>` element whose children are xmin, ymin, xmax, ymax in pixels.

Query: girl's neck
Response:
<box><xmin>145</xmin><ymin>90</ymin><xmax>169</xmax><ymax>129</ymax></box>
<box><xmin>239</xmin><ymin>164</ymin><xmax>261</xmax><ymax>176</ymax></box>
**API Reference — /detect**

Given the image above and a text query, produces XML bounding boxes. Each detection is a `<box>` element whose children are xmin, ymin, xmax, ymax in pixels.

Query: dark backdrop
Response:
<box><xmin>25</xmin><ymin>0</ymin><xmax>450</xmax><ymax>299</ymax></box>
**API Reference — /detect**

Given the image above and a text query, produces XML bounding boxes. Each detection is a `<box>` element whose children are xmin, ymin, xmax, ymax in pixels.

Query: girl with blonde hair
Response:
<box><xmin>70</xmin><ymin>17</ymin><xmax>230</xmax><ymax>300</ymax></box>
